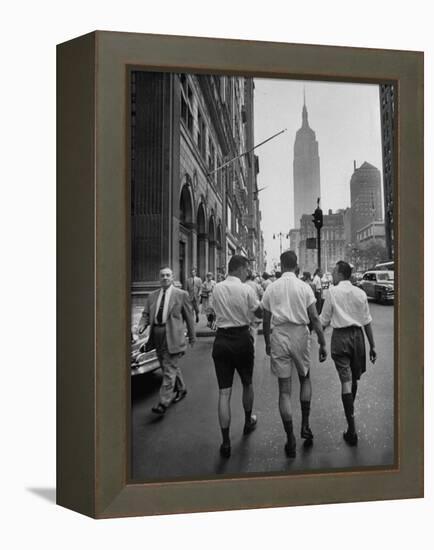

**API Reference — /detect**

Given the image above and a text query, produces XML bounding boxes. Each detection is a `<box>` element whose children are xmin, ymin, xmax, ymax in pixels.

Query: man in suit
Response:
<box><xmin>138</xmin><ymin>267</ymin><xmax>196</xmax><ymax>415</ymax></box>
<box><xmin>186</xmin><ymin>267</ymin><xmax>202</xmax><ymax>323</ymax></box>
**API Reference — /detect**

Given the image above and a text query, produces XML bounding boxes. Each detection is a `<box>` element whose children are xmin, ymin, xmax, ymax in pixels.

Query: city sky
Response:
<box><xmin>253</xmin><ymin>78</ymin><xmax>383</xmax><ymax>270</ymax></box>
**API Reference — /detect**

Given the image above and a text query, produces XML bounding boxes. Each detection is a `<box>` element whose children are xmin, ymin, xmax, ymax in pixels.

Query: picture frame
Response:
<box><xmin>57</xmin><ymin>31</ymin><xmax>423</xmax><ymax>518</ymax></box>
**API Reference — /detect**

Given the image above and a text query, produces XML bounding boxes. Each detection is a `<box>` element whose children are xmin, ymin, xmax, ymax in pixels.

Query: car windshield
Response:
<box><xmin>377</xmin><ymin>272</ymin><xmax>394</xmax><ymax>281</ymax></box>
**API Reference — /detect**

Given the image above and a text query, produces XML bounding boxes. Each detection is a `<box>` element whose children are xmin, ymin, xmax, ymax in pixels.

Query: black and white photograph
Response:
<box><xmin>129</xmin><ymin>71</ymin><xmax>395</xmax><ymax>481</ymax></box>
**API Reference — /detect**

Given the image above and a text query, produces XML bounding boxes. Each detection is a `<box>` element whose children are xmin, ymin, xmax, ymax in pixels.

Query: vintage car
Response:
<box><xmin>131</xmin><ymin>328</ymin><xmax>160</xmax><ymax>376</ymax></box>
<box><xmin>359</xmin><ymin>270</ymin><xmax>394</xmax><ymax>303</ymax></box>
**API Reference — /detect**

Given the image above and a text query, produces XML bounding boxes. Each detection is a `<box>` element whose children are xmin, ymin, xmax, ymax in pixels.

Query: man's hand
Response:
<box><xmin>265</xmin><ymin>342</ymin><xmax>271</xmax><ymax>356</ymax></box>
<box><xmin>319</xmin><ymin>344</ymin><xmax>327</xmax><ymax>362</ymax></box>
<box><xmin>189</xmin><ymin>339</ymin><xmax>195</xmax><ymax>348</ymax></box>
<box><xmin>369</xmin><ymin>347</ymin><xmax>377</xmax><ymax>364</ymax></box>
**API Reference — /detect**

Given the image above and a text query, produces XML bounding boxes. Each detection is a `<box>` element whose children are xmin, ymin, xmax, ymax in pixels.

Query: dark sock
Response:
<box><xmin>352</xmin><ymin>381</ymin><xmax>358</xmax><ymax>401</ymax></box>
<box><xmin>244</xmin><ymin>409</ymin><xmax>252</xmax><ymax>424</ymax></box>
<box><xmin>283</xmin><ymin>419</ymin><xmax>295</xmax><ymax>442</ymax></box>
<box><xmin>301</xmin><ymin>400</ymin><xmax>311</xmax><ymax>428</ymax></box>
<box><xmin>342</xmin><ymin>393</ymin><xmax>356</xmax><ymax>435</ymax></box>
<box><xmin>221</xmin><ymin>427</ymin><xmax>230</xmax><ymax>445</ymax></box>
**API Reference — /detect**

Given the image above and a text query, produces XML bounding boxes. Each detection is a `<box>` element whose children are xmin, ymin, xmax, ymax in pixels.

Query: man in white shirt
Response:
<box><xmin>212</xmin><ymin>255</ymin><xmax>263</xmax><ymax>458</ymax></box>
<box><xmin>320</xmin><ymin>261</ymin><xmax>377</xmax><ymax>446</ymax></box>
<box><xmin>138</xmin><ymin>267</ymin><xmax>195</xmax><ymax>415</ymax></box>
<box><xmin>262</xmin><ymin>251</ymin><xmax>327</xmax><ymax>458</ymax></box>
<box><xmin>186</xmin><ymin>267</ymin><xmax>202</xmax><ymax>323</ymax></box>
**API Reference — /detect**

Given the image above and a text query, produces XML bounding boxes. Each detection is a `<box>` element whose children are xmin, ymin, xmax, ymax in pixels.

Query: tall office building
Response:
<box><xmin>293</xmin><ymin>94</ymin><xmax>321</xmax><ymax>228</ymax></box>
<box><xmin>350</xmin><ymin>161</ymin><xmax>382</xmax><ymax>245</ymax></box>
<box><xmin>380</xmin><ymin>84</ymin><xmax>395</xmax><ymax>259</ymax></box>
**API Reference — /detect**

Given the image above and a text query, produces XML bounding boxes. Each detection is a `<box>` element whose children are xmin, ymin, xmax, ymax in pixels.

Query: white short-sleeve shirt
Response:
<box><xmin>319</xmin><ymin>280</ymin><xmax>372</xmax><ymax>328</ymax></box>
<box><xmin>262</xmin><ymin>272</ymin><xmax>316</xmax><ymax>327</ymax></box>
<box><xmin>213</xmin><ymin>276</ymin><xmax>261</xmax><ymax>328</ymax></box>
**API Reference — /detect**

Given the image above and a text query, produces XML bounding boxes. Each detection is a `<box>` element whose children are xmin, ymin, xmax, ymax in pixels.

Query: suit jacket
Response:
<box><xmin>141</xmin><ymin>286</ymin><xmax>196</xmax><ymax>354</ymax></box>
<box><xmin>186</xmin><ymin>276</ymin><xmax>202</xmax><ymax>300</ymax></box>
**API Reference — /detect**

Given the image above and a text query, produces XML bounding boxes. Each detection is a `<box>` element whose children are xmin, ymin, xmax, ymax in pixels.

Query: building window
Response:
<box><xmin>208</xmin><ymin>138</ymin><xmax>215</xmax><ymax>174</ymax></box>
<box><xmin>197</xmin><ymin>111</ymin><xmax>206</xmax><ymax>157</ymax></box>
<box><xmin>180</xmin><ymin>75</ymin><xmax>194</xmax><ymax>133</ymax></box>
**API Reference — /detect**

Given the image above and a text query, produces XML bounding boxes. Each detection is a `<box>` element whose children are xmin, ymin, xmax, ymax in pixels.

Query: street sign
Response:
<box><xmin>306</xmin><ymin>237</ymin><xmax>317</xmax><ymax>249</ymax></box>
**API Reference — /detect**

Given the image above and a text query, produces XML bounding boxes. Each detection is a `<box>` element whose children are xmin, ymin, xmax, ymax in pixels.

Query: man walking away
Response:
<box><xmin>212</xmin><ymin>255</ymin><xmax>263</xmax><ymax>458</ymax></box>
<box><xmin>320</xmin><ymin>261</ymin><xmax>377</xmax><ymax>446</ymax></box>
<box><xmin>138</xmin><ymin>267</ymin><xmax>195</xmax><ymax>415</ymax></box>
<box><xmin>186</xmin><ymin>268</ymin><xmax>202</xmax><ymax>323</ymax></box>
<box><xmin>262</xmin><ymin>251</ymin><xmax>327</xmax><ymax>458</ymax></box>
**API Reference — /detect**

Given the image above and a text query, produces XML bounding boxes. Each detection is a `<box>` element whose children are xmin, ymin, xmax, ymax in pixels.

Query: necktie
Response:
<box><xmin>157</xmin><ymin>289</ymin><xmax>166</xmax><ymax>324</ymax></box>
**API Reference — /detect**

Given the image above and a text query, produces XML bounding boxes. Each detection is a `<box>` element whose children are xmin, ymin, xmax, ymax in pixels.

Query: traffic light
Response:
<box><xmin>312</xmin><ymin>206</ymin><xmax>323</xmax><ymax>230</ymax></box>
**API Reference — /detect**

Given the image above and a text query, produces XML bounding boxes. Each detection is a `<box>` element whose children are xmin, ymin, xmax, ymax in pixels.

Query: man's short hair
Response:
<box><xmin>160</xmin><ymin>266</ymin><xmax>173</xmax><ymax>274</ymax></box>
<box><xmin>228</xmin><ymin>255</ymin><xmax>249</xmax><ymax>273</ymax></box>
<box><xmin>280</xmin><ymin>250</ymin><xmax>297</xmax><ymax>270</ymax></box>
<box><xmin>336</xmin><ymin>260</ymin><xmax>352</xmax><ymax>280</ymax></box>
<box><xmin>262</xmin><ymin>272</ymin><xmax>269</xmax><ymax>280</ymax></box>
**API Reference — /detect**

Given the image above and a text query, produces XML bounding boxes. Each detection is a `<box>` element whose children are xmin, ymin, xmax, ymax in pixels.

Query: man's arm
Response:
<box><xmin>182</xmin><ymin>292</ymin><xmax>196</xmax><ymax>346</ymax></box>
<box><xmin>363</xmin><ymin>322</ymin><xmax>377</xmax><ymax>363</ymax></box>
<box><xmin>307</xmin><ymin>303</ymin><xmax>327</xmax><ymax>362</ymax></box>
<box><xmin>262</xmin><ymin>308</ymin><xmax>272</xmax><ymax>356</ymax></box>
<box><xmin>319</xmin><ymin>291</ymin><xmax>332</xmax><ymax>329</ymax></box>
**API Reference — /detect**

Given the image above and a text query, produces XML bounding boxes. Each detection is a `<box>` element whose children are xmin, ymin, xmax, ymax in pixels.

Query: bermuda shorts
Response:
<box><xmin>331</xmin><ymin>326</ymin><xmax>366</xmax><ymax>383</ymax></box>
<box><xmin>212</xmin><ymin>326</ymin><xmax>254</xmax><ymax>389</ymax></box>
<box><xmin>270</xmin><ymin>322</ymin><xmax>311</xmax><ymax>379</ymax></box>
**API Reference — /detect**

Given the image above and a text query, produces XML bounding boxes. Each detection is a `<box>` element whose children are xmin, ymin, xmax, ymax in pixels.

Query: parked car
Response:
<box><xmin>131</xmin><ymin>328</ymin><xmax>160</xmax><ymax>376</ymax></box>
<box><xmin>359</xmin><ymin>270</ymin><xmax>394</xmax><ymax>303</ymax></box>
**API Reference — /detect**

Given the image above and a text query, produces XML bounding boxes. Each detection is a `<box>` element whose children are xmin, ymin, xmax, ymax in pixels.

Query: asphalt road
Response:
<box><xmin>131</xmin><ymin>301</ymin><xmax>394</xmax><ymax>481</ymax></box>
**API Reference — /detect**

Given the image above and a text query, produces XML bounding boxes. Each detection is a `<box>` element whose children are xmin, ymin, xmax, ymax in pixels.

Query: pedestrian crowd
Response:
<box><xmin>137</xmin><ymin>251</ymin><xmax>377</xmax><ymax>459</ymax></box>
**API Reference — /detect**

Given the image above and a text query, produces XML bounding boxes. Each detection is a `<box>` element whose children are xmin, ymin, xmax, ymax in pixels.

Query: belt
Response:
<box><xmin>153</xmin><ymin>324</ymin><xmax>166</xmax><ymax>328</ymax></box>
<box><xmin>334</xmin><ymin>325</ymin><xmax>362</xmax><ymax>331</ymax></box>
<box><xmin>217</xmin><ymin>325</ymin><xmax>249</xmax><ymax>333</ymax></box>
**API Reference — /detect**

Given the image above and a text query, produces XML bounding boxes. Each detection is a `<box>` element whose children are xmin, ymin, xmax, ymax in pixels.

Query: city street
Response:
<box><xmin>131</xmin><ymin>301</ymin><xmax>394</xmax><ymax>481</ymax></box>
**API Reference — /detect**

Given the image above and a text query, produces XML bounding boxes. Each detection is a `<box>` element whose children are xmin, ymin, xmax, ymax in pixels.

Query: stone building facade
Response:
<box><xmin>350</xmin><ymin>161</ymin><xmax>382</xmax><ymax>245</ymax></box>
<box><xmin>130</xmin><ymin>71</ymin><xmax>263</xmax><ymax>304</ymax></box>
<box><xmin>298</xmin><ymin>210</ymin><xmax>346</xmax><ymax>274</ymax></box>
<box><xmin>379</xmin><ymin>84</ymin><xmax>395</xmax><ymax>260</ymax></box>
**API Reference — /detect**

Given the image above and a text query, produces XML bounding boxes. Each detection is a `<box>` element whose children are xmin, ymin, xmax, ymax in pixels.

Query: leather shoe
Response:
<box><xmin>173</xmin><ymin>389</ymin><xmax>187</xmax><ymax>403</ymax></box>
<box><xmin>219</xmin><ymin>443</ymin><xmax>231</xmax><ymax>458</ymax></box>
<box><xmin>151</xmin><ymin>403</ymin><xmax>167</xmax><ymax>415</ymax></box>
<box><xmin>285</xmin><ymin>434</ymin><xmax>297</xmax><ymax>458</ymax></box>
<box><xmin>300</xmin><ymin>426</ymin><xmax>313</xmax><ymax>440</ymax></box>
<box><xmin>343</xmin><ymin>430</ymin><xmax>358</xmax><ymax>446</ymax></box>
<box><xmin>243</xmin><ymin>414</ymin><xmax>258</xmax><ymax>435</ymax></box>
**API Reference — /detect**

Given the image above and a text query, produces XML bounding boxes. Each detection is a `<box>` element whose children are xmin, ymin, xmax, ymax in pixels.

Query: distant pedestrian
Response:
<box><xmin>261</xmin><ymin>272</ymin><xmax>272</xmax><ymax>292</ymax></box>
<box><xmin>212</xmin><ymin>255</ymin><xmax>263</xmax><ymax>458</ymax></box>
<box><xmin>262</xmin><ymin>251</ymin><xmax>327</xmax><ymax>458</ymax></box>
<box><xmin>200</xmin><ymin>272</ymin><xmax>216</xmax><ymax>328</ymax></box>
<box><xmin>312</xmin><ymin>268</ymin><xmax>323</xmax><ymax>313</ymax></box>
<box><xmin>186</xmin><ymin>268</ymin><xmax>202</xmax><ymax>323</ymax></box>
<box><xmin>320</xmin><ymin>261</ymin><xmax>377</xmax><ymax>446</ymax></box>
<box><xmin>138</xmin><ymin>267</ymin><xmax>196</xmax><ymax>415</ymax></box>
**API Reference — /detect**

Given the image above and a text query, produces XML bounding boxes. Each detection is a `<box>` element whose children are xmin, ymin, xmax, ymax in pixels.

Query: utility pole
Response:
<box><xmin>312</xmin><ymin>198</ymin><xmax>323</xmax><ymax>270</ymax></box>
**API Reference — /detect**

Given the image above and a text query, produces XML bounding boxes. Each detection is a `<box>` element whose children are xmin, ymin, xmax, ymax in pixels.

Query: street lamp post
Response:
<box><xmin>273</xmin><ymin>232</ymin><xmax>289</xmax><ymax>256</ymax></box>
<box><xmin>312</xmin><ymin>197</ymin><xmax>323</xmax><ymax>270</ymax></box>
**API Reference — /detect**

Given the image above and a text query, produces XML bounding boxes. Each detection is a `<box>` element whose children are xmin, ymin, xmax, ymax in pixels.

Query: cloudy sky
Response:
<box><xmin>253</xmin><ymin>78</ymin><xmax>383</xmax><ymax>269</ymax></box>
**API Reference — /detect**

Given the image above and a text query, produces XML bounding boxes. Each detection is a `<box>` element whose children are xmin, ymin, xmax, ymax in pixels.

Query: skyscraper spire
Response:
<box><xmin>302</xmin><ymin>87</ymin><xmax>309</xmax><ymax>127</ymax></box>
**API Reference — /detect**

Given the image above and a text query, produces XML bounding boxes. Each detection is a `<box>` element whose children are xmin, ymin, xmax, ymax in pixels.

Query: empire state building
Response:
<box><xmin>293</xmin><ymin>95</ymin><xmax>321</xmax><ymax>228</ymax></box>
